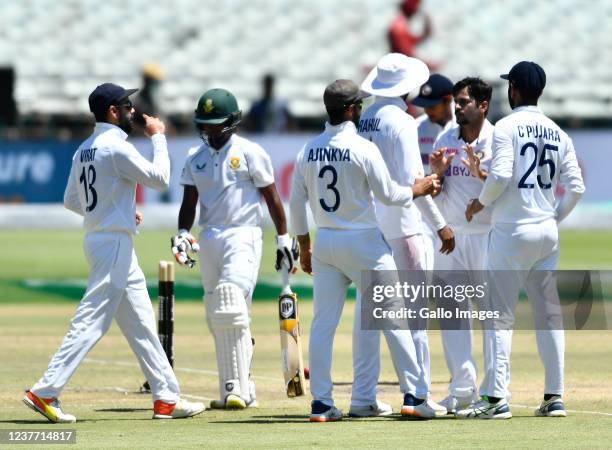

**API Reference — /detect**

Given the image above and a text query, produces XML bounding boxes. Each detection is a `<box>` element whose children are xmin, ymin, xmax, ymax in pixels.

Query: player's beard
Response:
<box><xmin>351</xmin><ymin>110</ymin><xmax>361</xmax><ymax>126</ymax></box>
<box><xmin>117</xmin><ymin>108</ymin><xmax>134</xmax><ymax>134</ymax></box>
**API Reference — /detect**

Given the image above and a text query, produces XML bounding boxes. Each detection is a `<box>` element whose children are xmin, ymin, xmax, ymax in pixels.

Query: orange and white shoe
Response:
<box><xmin>23</xmin><ymin>391</ymin><xmax>76</xmax><ymax>423</ymax></box>
<box><xmin>400</xmin><ymin>394</ymin><xmax>436</xmax><ymax>419</ymax></box>
<box><xmin>153</xmin><ymin>399</ymin><xmax>206</xmax><ymax>419</ymax></box>
<box><xmin>309</xmin><ymin>401</ymin><xmax>343</xmax><ymax>422</ymax></box>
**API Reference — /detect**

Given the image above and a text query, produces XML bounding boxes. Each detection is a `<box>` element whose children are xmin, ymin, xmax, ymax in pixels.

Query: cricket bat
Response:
<box><xmin>279</xmin><ymin>267</ymin><xmax>306</xmax><ymax>397</ymax></box>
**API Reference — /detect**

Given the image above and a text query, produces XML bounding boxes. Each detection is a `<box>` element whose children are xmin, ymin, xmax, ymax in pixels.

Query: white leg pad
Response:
<box><xmin>207</xmin><ymin>283</ymin><xmax>252</xmax><ymax>402</ymax></box>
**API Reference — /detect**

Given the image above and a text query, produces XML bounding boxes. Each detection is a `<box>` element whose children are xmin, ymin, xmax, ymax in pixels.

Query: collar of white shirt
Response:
<box><xmin>207</xmin><ymin>134</ymin><xmax>235</xmax><ymax>156</ymax></box>
<box><xmin>94</xmin><ymin>122</ymin><xmax>128</xmax><ymax>140</ymax></box>
<box><xmin>372</xmin><ymin>96</ymin><xmax>407</xmax><ymax>110</ymax></box>
<box><xmin>512</xmin><ymin>105</ymin><xmax>542</xmax><ymax>114</ymax></box>
<box><xmin>454</xmin><ymin>119</ymin><xmax>494</xmax><ymax>145</ymax></box>
<box><xmin>324</xmin><ymin>120</ymin><xmax>357</xmax><ymax>134</ymax></box>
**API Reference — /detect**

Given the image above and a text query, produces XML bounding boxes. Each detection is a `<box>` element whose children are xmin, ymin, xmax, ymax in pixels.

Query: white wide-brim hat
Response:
<box><xmin>361</xmin><ymin>53</ymin><xmax>430</xmax><ymax>98</ymax></box>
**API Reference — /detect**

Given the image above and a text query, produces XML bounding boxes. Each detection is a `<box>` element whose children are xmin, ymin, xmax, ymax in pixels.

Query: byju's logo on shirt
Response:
<box><xmin>229</xmin><ymin>156</ymin><xmax>241</xmax><ymax>170</ymax></box>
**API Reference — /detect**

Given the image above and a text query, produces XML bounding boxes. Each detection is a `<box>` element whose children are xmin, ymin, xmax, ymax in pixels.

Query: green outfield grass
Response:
<box><xmin>1</xmin><ymin>228</ymin><xmax>612</xmax><ymax>303</ymax></box>
<box><xmin>1</xmin><ymin>229</ymin><xmax>612</xmax><ymax>448</ymax></box>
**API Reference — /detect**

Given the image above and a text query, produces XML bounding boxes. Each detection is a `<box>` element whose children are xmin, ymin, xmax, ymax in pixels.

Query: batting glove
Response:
<box><xmin>275</xmin><ymin>234</ymin><xmax>299</xmax><ymax>273</ymax></box>
<box><xmin>171</xmin><ymin>229</ymin><xmax>200</xmax><ymax>268</ymax></box>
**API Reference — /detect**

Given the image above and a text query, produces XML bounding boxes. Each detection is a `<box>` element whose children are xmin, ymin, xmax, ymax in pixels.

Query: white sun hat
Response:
<box><xmin>361</xmin><ymin>53</ymin><xmax>430</xmax><ymax>98</ymax></box>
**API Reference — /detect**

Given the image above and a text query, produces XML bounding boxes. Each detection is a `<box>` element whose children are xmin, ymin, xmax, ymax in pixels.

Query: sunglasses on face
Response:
<box><xmin>114</xmin><ymin>100</ymin><xmax>133</xmax><ymax>110</ymax></box>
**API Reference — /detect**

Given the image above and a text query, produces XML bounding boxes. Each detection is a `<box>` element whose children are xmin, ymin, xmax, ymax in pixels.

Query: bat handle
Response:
<box><xmin>281</xmin><ymin>266</ymin><xmax>292</xmax><ymax>295</ymax></box>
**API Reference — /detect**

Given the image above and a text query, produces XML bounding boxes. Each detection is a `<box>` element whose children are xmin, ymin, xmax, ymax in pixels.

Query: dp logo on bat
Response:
<box><xmin>279</xmin><ymin>296</ymin><xmax>295</xmax><ymax>319</ymax></box>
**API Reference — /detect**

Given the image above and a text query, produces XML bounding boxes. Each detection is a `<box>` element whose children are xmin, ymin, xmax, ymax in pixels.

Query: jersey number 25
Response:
<box><xmin>518</xmin><ymin>142</ymin><xmax>558</xmax><ymax>190</ymax></box>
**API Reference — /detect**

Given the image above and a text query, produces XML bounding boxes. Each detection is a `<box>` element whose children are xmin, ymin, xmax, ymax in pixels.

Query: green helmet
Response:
<box><xmin>194</xmin><ymin>88</ymin><xmax>242</xmax><ymax>126</ymax></box>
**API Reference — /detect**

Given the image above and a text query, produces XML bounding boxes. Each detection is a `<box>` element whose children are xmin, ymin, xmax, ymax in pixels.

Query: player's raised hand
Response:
<box><xmin>465</xmin><ymin>198</ymin><xmax>485</xmax><ymax>222</ymax></box>
<box><xmin>461</xmin><ymin>144</ymin><xmax>487</xmax><ymax>181</ymax></box>
<box><xmin>412</xmin><ymin>174</ymin><xmax>441</xmax><ymax>198</ymax></box>
<box><xmin>275</xmin><ymin>235</ymin><xmax>299</xmax><ymax>274</ymax></box>
<box><xmin>171</xmin><ymin>229</ymin><xmax>200</xmax><ymax>268</ymax></box>
<box><xmin>437</xmin><ymin>225</ymin><xmax>455</xmax><ymax>254</ymax></box>
<box><xmin>429</xmin><ymin>147</ymin><xmax>454</xmax><ymax>177</ymax></box>
<box><xmin>143</xmin><ymin>114</ymin><xmax>166</xmax><ymax>137</ymax></box>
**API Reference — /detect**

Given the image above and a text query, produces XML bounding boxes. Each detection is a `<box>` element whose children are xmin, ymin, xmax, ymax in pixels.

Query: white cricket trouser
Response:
<box><xmin>352</xmin><ymin>233</ymin><xmax>430</xmax><ymax>406</ymax></box>
<box><xmin>198</xmin><ymin>226</ymin><xmax>262</xmax><ymax>399</ymax></box>
<box><xmin>32</xmin><ymin>231</ymin><xmax>180</xmax><ymax>403</ymax></box>
<box><xmin>480</xmin><ymin>219</ymin><xmax>564</xmax><ymax>398</ymax></box>
<box><xmin>310</xmin><ymin>228</ymin><xmax>428</xmax><ymax>407</ymax></box>
<box><xmin>434</xmin><ymin>232</ymin><xmax>488</xmax><ymax>398</ymax></box>
<box><xmin>198</xmin><ymin>226</ymin><xmax>262</xmax><ymax>301</ymax></box>
<box><xmin>421</xmin><ymin>226</ymin><xmax>435</xmax><ymax>272</ymax></box>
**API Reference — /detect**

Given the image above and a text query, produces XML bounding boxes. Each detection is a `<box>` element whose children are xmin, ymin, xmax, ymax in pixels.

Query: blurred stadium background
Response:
<box><xmin>0</xmin><ymin>0</ymin><xmax>611</xmax><ymax>224</ymax></box>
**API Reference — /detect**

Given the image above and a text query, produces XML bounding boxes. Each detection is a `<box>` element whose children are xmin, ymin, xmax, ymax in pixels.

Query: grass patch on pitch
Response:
<box><xmin>1</xmin><ymin>302</ymin><xmax>611</xmax><ymax>448</ymax></box>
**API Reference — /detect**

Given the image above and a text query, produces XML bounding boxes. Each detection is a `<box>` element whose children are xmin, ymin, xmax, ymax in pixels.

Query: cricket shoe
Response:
<box><xmin>23</xmin><ymin>391</ymin><xmax>76</xmax><ymax>423</ymax></box>
<box><xmin>400</xmin><ymin>394</ymin><xmax>436</xmax><ymax>419</ymax></box>
<box><xmin>348</xmin><ymin>400</ymin><xmax>393</xmax><ymax>417</ymax></box>
<box><xmin>438</xmin><ymin>393</ymin><xmax>477</xmax><ymax>414</ymax></box>
<box><xmin>209</xmin><ymin>394</ymin><xmax>250</xmax><ymax>410</ymax></box>
<box><xmin>455</xmin><ymin>397</ymin><xmax>512</xmax><ymax>420</ymax></box>
<box><xmin>427</xmin><ymin>398</ymin><xmax>448</xmax><ymax>417</ymax></box>
<box><xmin>310</xmin><ymin>401</ymin><xmax>343</xmax><ymax>422</ymax></box>
<box><xmin>535</xmin><ymin>396</ymin><xmax>567</xmax><ymax>417</ymax></box>
<box><xmin>153</xmin><ymin>399</ymin><xmax>206</xmax><ymax>419</ymax></box>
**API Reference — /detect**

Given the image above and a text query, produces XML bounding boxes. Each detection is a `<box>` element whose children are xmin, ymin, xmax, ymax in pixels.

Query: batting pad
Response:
<box><xmin>207</xmin><ymin>283</ymin><xmax>252</xmax><ymax>401</ymax></box>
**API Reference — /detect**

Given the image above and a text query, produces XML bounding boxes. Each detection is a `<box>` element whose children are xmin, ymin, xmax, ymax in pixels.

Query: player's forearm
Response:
<box><xmin>378</xmin><ymin>182</ymin><xmax>414</xmax><ymax>206</ymax></box>
<box><xmin>268</xmin><ymin>206</ymin><xmax>288</xmax><ymax>235</ymax></box>
<box><xmin>289</xmin><ymin>202</ymin><xmax>309</xmax><ymax>236</ymax></box>
<box><xmin>555</xmin><ymin>191</ymin><xmax>583</xmax><ymax>223</ymax></box>
<box><xmin>178</xmin><ymin>204</ymin><xmax>196</xmax><ymax>231</ymax></box>
<box><xmin>261</xmin><ymin>185</ymin><xmax>288</xmax><ymax>235</ymax></box>
<box><xmin>478</xmin><ymin>173</ymin><xmax>510</xmax><ymax>206</ymax></box>
<box><xmin>414</xmin><ymin>195</ymin><xmax>446</xmax><ymax>230</ymax></box>
<box><xmin>297</xmin><ymin>233</ymin><xmax>311</xmax><ymax>252</ymax></box>
<box><xmin>63</xmin><ymin>178</ymin><xmax>84</xmax><ymax>216</ymax></box>
<box><xmin>150</xmin><ymin>134</ymin><xmax>170</xmax><ymax>189</ymax></box>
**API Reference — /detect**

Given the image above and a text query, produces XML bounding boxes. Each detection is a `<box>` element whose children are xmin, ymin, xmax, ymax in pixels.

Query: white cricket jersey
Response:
<box><xmin>290</xmin><ymin>121</ymin><xmax>413</xmax><ymax>235</ymax></box>
<box><xmin>415</xmin><ymin>113</ymin><xmax>454</xmax><ymax>172</ymax></box>
<box><xmin>180</xmin><ymin>134</ymin><xmax>274</xmax><ymax>228</ymax></box>
<box><xmin>357</xmin><ymin>97</ymin><xmax>446</xmax><ymax>239</ymax></box>
<box><xmin>416</xmin><ymin>114</ymin><xmax>454</xmax><ymax>237</ymax></box>
<box><xmin>478</xmin><ymin>106</ymin><xmax>585</xmax><ymax>224</ymax></box>
<box><xmin>433</xmin><ymin>120</ymin><xmax>494</xmax><ymax>234</ymax></box>
<box><xmin>63</xmin><ymin>123</ymin><xmax>169</xmax><ymax>234</ymax></box>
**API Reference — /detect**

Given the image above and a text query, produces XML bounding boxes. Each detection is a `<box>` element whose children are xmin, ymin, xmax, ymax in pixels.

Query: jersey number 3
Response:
<box><xmin>318</xmin><ymin>165</ymin><xmax>340</xmax><ymax>212</ymax></box>
<box><xmin>79</xmin><ymin>165</ymin><xmax>98</xmax><ymax>212</ymax></box>
<box><xmin>518</xmin><ymin>142</ymin><xmax>558</xmax><ymax>189</ymax></box>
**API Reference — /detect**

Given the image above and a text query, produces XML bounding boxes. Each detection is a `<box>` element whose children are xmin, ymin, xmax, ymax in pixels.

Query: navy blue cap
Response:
<box><xmin>412</xmin><ymin>74</ymin><xmax>454</xmax><ymax>107</ymax></box>
<box><xmin>501</xmin><ymin>61</ymin><xmax>546</xmax><ymax>91</ymax></box>
<box><xmin>88</xmin><ymin>83</ymin><xmax>138</xmax><ymax>117</ymax></box>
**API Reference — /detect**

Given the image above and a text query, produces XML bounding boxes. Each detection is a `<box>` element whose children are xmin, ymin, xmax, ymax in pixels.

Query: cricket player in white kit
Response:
<box><xmin>427</xmin><ymin>77</ymin><xmax>494</xmax><ymax>413</ymax></box>
<box><xmin>356</xmin><ymin>54</ymin><xmax>455</xmax><ymax>414</ymax></box>
<box><xmin>459</xmin><ymin>61</ymin><xmax>585</xmax><ymax>419</ymax></box>
<box><xmin>290</xmin><ymin>79</ymin><xmax>442</xmax><ymax>422</ymax></box>
<box><xmin>413</xmin><ymin>74</ymin><xmax>455</xmax><ymax>270</ymax></box>
<box><xmin>23</xmin><ymin>84</ymin><xmax>205</xmax><ymax>423</ymax></box>
<box><xmin>175</xmin><ymin>88</ymin><xmax>297</xmax><ymax>410</ymax></box>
